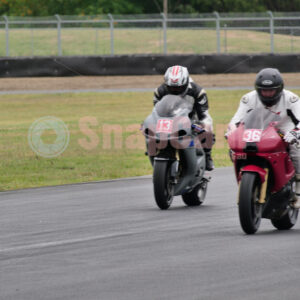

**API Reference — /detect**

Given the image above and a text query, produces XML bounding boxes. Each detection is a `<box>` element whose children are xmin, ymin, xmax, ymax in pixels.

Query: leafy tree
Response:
<box><xmin>262</xmin><ymin>0</ymin><xmax>300</xmax><ymax>11</ymax></box>
<box><xmin>1</xmin><ymin>0</ymin><xmax>300</xmax><ymax>16</ymax></box>
<box><xmin>0</xmin><ymin>0</ymin><xmax>144</xmax><ymax>16</ymax></box>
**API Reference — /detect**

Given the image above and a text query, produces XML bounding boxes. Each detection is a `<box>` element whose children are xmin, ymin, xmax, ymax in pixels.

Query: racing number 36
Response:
<box><xmin>243</xmin><ymin>129</ymin><xmax>262</xmax><ymax>143</ymax></box>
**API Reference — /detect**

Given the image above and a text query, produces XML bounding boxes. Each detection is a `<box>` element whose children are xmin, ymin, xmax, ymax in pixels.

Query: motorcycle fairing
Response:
<box><xmin>239</xmin><ymin>165</ymin><xmax>267</xmax><ymax>183</ymax></box>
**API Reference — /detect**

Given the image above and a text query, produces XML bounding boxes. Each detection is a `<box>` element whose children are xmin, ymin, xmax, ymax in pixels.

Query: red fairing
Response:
<box><xmin>227</xmin><ymin>125</ymin><xmax>246</xmax><ymax>152</ymax></box>
<box><xmin>256</xmin><ymin>127</ymin><xmax>286</xmax><ymax>153</ymax></box>
<box><xmin>239</xmin><ymin>165</ymin><xmax>267</xmax><ymax>183</ymax></box>
<box><xmin>263</xmin><ymin>152</ymin><xmax>294</xmax><ymax>192</ymax></box>
<box><xmin>229</xmin><ymin>123</ymin><xmax>295</xmax><ymax>193</ymax></box>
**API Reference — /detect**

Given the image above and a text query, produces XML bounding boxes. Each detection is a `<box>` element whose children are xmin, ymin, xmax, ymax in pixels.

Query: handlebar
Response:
<box><xmin>191</xmin><ymin>123</ymin><xmax>205</xmax><ymax>134</ymax></box>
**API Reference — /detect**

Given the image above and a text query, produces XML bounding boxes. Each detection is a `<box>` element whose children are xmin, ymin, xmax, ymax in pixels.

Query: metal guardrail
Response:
<box><xmin>1</xmin><ymin>12</ymin><xmax>300</xmax><ymax>57</ymax></box>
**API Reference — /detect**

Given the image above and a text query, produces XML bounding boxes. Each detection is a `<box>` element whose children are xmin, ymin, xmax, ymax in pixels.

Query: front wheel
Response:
<box><xmin>153</xmin><ymin>160</ymin><xmax>174</xmax><ymax>210</ymax></box>
<box><xmin>238</xmin><ymin>172</ymin><xmax>262</xmax><ymax>234</ymax></box>
<box><xmin>271</xmin><ymin>207</ymin><xmax>298</xmax><ymax>230</ymax></box>
<box><xmin>182</xmin><ymin>179</ymin><xmax>208</xmax><ymax>206</ymax></box>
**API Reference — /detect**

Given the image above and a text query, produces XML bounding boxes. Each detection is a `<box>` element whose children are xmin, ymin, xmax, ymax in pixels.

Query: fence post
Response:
<box><xmin>161</xmin><ymin>13</ymin><xmax>167</xmax><ymax>54</ymax></box>
<box><xmin>3</xmin><ymin>15</ymin><xmax>9</xmax><ymax>56</ymax></box>
<box><xmin>224</xmin><ymin>24</ymin><xmax>227</xmax><ymax>53</ymax></box>
<box><xmin>31</xmin><ymin>27</ymin><xmax>34</xmax><ymax>56</ymax></box>
<box><xmin>290</xmin><ymin>29</ymin><xmax>294</xmax><ymax>53</ymax></box>
<box><xmin>267</xmin><ymin>11</ymin><xmax>274</xmax><ymax>53</ymax></box>
<box><xmin>213</xmin><ymin>11</ymin><xmax>221</xmax><ymax>54</ymax></box>
<box><xmin>95</xmin><ymin>27</ymin><xmax>99</xmax><ymax>54</ymax></box>
<box><xmin>108</xmin><ymin>14</ymin><xmax>114</xmax><ymax>55</ymax></box>
<box><xmin>55</xmin><ymin>14</ymin><xmax>62</xmax><ymax>56</ymax></box>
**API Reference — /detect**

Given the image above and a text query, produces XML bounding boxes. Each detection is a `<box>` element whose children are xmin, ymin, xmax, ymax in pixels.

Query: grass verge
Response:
<box><xmin>0</xmin><ymin>28</ymin><xmax>300</xmax><ymax>56</ymax></box>
<box><xmin>1</xmin><ymin>89</ymin><xmax>299</xmax><ymax>190</ymax></box>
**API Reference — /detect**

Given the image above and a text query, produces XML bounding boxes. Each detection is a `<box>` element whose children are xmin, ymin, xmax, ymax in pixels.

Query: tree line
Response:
<box><xmin>1</xmin><ymin>0</ymin><xmax>300</xmax><ymax>16</ymax></box>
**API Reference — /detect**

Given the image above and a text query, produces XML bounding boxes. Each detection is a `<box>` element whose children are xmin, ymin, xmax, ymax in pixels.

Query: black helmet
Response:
<box><xmin>255</xmin><ymin>68</ymin><xmax>284</xmax><ymax>107</ymax></box>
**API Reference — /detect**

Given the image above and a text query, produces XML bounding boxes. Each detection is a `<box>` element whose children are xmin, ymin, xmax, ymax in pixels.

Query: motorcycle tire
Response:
<box><xmin>182</xmin><ymin>180</ymin><xmax>207</xmax><ymax>206</ymax></box>
<box><xmin>271</xmin><ymin>207</ymin><xmax>298</xmax><ymax>230</ymax></box>
<box><xmin>238</xmin><ymin>172</ymin><xmax>262</xmax><ymax>234</ymax></box>
<box><xmin>153</xmin><ymin>160</ymin><xmax>174</xmax><ymax>210</ymax></box>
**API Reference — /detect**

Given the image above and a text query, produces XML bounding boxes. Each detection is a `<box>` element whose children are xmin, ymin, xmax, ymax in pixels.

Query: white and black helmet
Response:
<box><xmin>255</xmin><ymin>68</ymin><xmax>284</xmax><ymax>107</ymax></box>
<box><xmin>164</xmin><ymin>65</ymin><xmax>189</xmax><ymax>95</ymax></box>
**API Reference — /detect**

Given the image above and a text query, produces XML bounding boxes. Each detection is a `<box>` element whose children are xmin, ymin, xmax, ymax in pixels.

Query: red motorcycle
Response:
<box><xmin>227</xmin><ymin>107</ymin><xmax>298</xmax><ymax>234</ymax></box>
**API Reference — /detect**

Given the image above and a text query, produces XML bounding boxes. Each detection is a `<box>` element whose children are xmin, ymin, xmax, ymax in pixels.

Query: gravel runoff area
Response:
<box><xmin>0</xmin><ymin>73</ymin><xmax>299</xmax><ymax>92</ymax></box>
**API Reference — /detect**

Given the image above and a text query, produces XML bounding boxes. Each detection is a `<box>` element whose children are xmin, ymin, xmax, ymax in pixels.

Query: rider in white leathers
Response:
<box><xmin>227</xmin><ymin>68</ymin><xmax>300</xmax><ymax>208</ymax></box>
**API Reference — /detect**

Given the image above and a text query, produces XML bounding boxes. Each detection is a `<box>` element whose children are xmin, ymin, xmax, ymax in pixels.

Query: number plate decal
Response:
<box><xmin>243</xmin><ymin>129</ymin><xmax>262</xmax><ymax>142</ymax></box>
<box><xmin>156</xmin><ymin>119</ymin><xmax>173</xmax><ymax>133</ymax></box>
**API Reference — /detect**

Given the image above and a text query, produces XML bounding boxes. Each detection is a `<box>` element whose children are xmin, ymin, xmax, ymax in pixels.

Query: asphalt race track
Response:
<box><xmin>1</xmin><ymin>167</ymin><xmax>300</xmax><ymax>300</ymax></box>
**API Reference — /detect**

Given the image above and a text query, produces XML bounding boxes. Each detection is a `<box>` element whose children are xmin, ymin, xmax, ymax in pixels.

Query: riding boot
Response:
<box><xmin>204</xmin><ymin>148</ymin><xmax>214</xmax><ymax>171</ymax></box>
<box><xmin>293</xmin><ymin>174</ymin><xmax>300</xmax><ymax>209</ymax></box>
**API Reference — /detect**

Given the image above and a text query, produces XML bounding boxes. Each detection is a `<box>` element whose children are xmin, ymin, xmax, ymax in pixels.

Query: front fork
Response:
<box><xmin>258</xmin><ymin>169</ymin><xmax>269</xmax><ymax>204</ymax></box>
<box><xmin>238</xmin><ymin>166</ymin><xmax>269</xmax><ymax>204</ymax></box>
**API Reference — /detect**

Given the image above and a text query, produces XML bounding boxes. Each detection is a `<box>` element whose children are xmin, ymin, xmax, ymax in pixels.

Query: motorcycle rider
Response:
<box><xmin>153</xmin><ymin>65</ymin><xmax>214</xmax><ymax>171</ymax></box>
<box><xmin>227</xmin><ymin>68</ymin><xmax>300</xmax><ymax>208</ymax></box>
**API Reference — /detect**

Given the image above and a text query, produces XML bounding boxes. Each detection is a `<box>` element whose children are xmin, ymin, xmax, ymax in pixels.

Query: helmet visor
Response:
<box><xmin>260</xmin><ymin>89</ymin><xmax>277</xmax><ymax>98</ymax></box>
<box><xmin>167</xmin><ymin>84</ymin><xmax>187</xmax><ymax>95</ymax></box>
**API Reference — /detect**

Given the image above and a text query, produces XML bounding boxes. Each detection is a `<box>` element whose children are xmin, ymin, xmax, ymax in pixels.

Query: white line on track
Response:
<box><xmin>0</xmin><ymin>223</ymin><xmax>189</xmax><ymax>255</ymax></box>
<box><xmin>0</xmin><ymin>231</ymin><xmax>142</xmax><ymax>254</ymax></box>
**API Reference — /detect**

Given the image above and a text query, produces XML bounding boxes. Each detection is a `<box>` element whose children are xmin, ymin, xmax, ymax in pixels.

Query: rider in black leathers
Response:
<box><xmin>153</xmin><ymin>65</ymin><xmax>214</xmax><ymax>171</ymax></box>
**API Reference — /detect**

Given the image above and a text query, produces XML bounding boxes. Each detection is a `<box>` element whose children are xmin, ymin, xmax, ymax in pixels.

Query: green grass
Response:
<box><xmin>1</xmin><ymin>89</ymin><xmax>299</xmax><ymax>191</ymax></box>
<box><xmin>0</xmin><ymin>92</ymin><xmax>152</xmax><ymax>190</ymax></box>
<box><xmin>0</xmin><ymin>28</ymin><xmax>300</xmax><ymax>56</ymax></box>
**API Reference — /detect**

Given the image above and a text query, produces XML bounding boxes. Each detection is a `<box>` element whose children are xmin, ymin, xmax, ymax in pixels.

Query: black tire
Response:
<box><xmin>182</xmin><ymin>180</ymin><xmax>208</xmax><ymax>206</ymax></box>
<box><xmin>239</xmin><ymin>172</ymin><xmax>262</xmax><ymax>234</ymax></box>
<box><xmin>153</xmin><ymin>161</ymin><xmax>174</xmax><ymax>210</ymax></box>
<box><xmin>271</xmin><ymin>207</ymin><xmax>298</xmax><ymax>230</ymax></box>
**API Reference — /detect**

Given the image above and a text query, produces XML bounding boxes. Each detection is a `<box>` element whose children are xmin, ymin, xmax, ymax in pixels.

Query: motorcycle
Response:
<box><xmin>227</xmin><ymin>107</ymin><xmax>299</xmax><ymax>234</ymax></box>
<box><xmin>142</xmin><ymin>95</ymin><xmax>211</xmax><ymax>210</ymax></box>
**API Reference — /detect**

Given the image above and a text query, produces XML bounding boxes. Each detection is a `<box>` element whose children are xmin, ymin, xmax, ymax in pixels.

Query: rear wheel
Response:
<box><xmin>182</xmin><ymin>179</ymin><xmax>208</xmax><ymax>206</ymax></box>
<box><xmin>239</xmin><ymin>172</ymin><xmax>262</xmax><ymax>234</ymax></box>
<box><xmin>271</xmin><ymin>207</ymin><xmax>298</xmax><ymax>230</ymax></box>
<box><xmin>153</xmin><ymin>161</ymin><xmax>174</xmax><ymax>210</ymax></box>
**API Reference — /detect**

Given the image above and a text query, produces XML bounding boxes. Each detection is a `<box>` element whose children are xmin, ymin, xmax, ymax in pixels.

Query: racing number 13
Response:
<box><xmin>156</xmin><ymin>119</ymin><xmax>173</xmax><ymax>133</ymax></box>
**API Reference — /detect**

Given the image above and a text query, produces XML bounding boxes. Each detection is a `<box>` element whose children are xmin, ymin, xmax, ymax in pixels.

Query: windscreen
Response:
<box><xmin>154</xmin><ymin>95</ymin><xmax>193</xmax><ymax>118</ymax></box>
<box><xmin>243</xmin><ymin>107</ymin><xmax>282</xmax><ymax>130</ymax></box>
